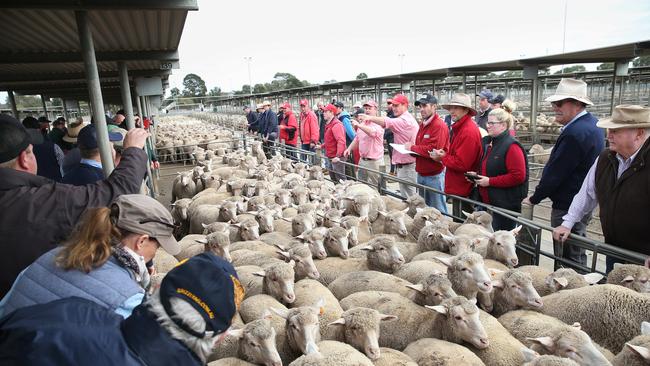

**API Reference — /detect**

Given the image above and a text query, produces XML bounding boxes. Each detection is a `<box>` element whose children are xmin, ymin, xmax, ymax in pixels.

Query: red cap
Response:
<box><xmin>363</xmin><ymin>100</ymin><xmax>378</xmax><ymax>108</ymax></box>
<box><xmin>323</xmin><ymin>104</ymin><xmax>338</xmax><ymax>114</ymax></box>
<box><xmin>391</xmin><ymin>94</ymin><xmax>409</xmax><ymax>106</ymax></box>
<box><xmin>386</xmin><ymin>98</ymin><xmax>393</xmax><ymax>105</ymax></box>
<box><xmin>280</xmin><ymin>102</ymin><xmax>291</xmax><ymax>110</ymax></box>
<box><xmin>299</xmin><ymin>99</ymin><xmax>309</xmax><ymax>107</ymax></box>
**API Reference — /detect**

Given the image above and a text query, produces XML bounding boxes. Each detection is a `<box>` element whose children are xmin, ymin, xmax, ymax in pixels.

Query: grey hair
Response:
<box><xmin>146</xmin><ymin>290</ymin><xmax>218</xmax><ymax>363</ymax></box>
<box><xmin>643</xmin><ymin>128</ymin><xmax>650</xmax><ymax>137</ymax></box>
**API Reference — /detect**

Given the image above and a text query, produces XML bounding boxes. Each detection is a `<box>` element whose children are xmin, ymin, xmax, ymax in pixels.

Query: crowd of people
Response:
<box><xmin>243</xmin><ymin>78</ymin><xmax>650</xmax><ymax>272</ymax></box>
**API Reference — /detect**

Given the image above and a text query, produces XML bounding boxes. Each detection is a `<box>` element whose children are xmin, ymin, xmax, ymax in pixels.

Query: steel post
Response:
<box><xmin>8</xmin><ymin>90</ymin><xmax>19</xmax><ymax>120</ymax></box>
<box><xmin>75</xmin><ymin>10</ymin><xmax>114</xmax><ymax>175</ymax></box>
<box><xmin>530</xmin><ymin>78</ymin><xmax>540</xmax><ymax>144</ymax></box>
<box><xmin>41</xmin><ymin>95</ymin><xmax>48</xmax><ymax>119</ymax></box>
<box><xmin>610</xmin><ymin>73</ymin><xmax>617</xmax><ymax>114</ymax></box>
<box><xmin>136</xmin><ymin>93</ymin><xmax>143</xmax><ymax>117</ymax></box>
<box><xmin>62</xmin><ymin>98</ymin><xmax>70</xmax><ymax>122</ymax></box>
<box><xmin>118</xmin><ymin>62</ymin><xmax>136</xmax><ymax>130</ymax></box>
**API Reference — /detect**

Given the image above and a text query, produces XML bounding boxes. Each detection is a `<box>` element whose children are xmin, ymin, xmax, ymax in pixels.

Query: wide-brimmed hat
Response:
<box><xmin>441</xmin><ymin>93</ymin><xmax>477</xmax><ymax>116</ymax></box>
<box><xmin>255</xmin><ymin>103</ymin><xmax>264</xmax><ymax>110</ymax></box>
<box><xmin>62</xmin><ymin>122</ymin><xmax>84</xmax><ymax>143</ymax></box>
<box><xmin>597</xmin><ymin>104</ymin><xmax>650</xmax><ymax>130</ymax></box>
<box><xmin>262</xmin><ymin>100</ymin><xmax>271</xmax><ymax>107</ymax></box>
<box><xmin>545</xmin><ymin>78</ymin><xmax>593</xmax><ymax>106</ymax></box>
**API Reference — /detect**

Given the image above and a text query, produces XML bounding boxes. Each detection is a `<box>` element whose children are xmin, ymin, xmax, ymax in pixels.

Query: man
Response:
<box><xmin>61</xmin><ymin>124</ymin><xmax>124</xmax><ymax>185</ymax></box>
<box><xmin>334</xmin><ymin>101</ymin><xmax>355</xmax><ymax>147</ymax></box>
<box><xmin>278</xmin><ymin>102</ymin><xmax>298</xmax><ymax>159</ymax></box>
<box><xmin>48</xmin><ymin>117</ymin><xmax>66</xmax><ymax>149</ymax></box>
<box><xmin>320</xmin><ymin>104</ymin><xmax>346</xmax><ymax>182</ymax></box>
<box><xmin>244</xmin><ymin>105</ymin><xmax>258</xmax><ymax>134</ymax></box>
<box><xmin>0</xmin><ymin>252</ymin><xmax>247</xmax><ymax>366</ymax></box>
<box><xmin>258</xmin><ymin>101</ymin><xmax>278</xmax><ymax>158</ymax></box>
<box><xmin>299</xmin><ymin>99</ymin><xmax>319</xmax><ymax>164</ymax></box>
<box><xmin>23</xmin><ymin>116</ymin><xmax>64</xmax><ymax>182</ymax></box>
<box><xmin>360</xmin><ymin>94</ymin><xmax>418</xmax><ymax>197</ymax></box>
<box><xmin>430</xmin><ymin>93</ymin><xmax>483</xmax><ymax>213</ymax></box>
<box><xmin>113</xmin><ymin>109</ymin><xmax>127</xmax><ymax>130</ymax></box>
<box><xmin>0</xmin><ymin>114</ymin><xmax>149</xmax><ymax>296</ymax></box>
<box><xmin>405</xmin><ymin>94</ymin><xmax>449</xmax><ymax>213</ymax></box>
<box><xmin>524</xmin><ymin>78</ymin><xmax>604</xmax><ymax>269</ymax></box>
<box><xmin>475</xmin><ymin>89</ymin><xmax>494</xmax><ymax>130</ymax></box>
<box><xmin>490</xmin><ymin>94</ymin><xmax>505</xmax><ymax>110</ymax></box>
<box><xmin>553</xmin><ymin>104</ymin><xmax>650</xmax><ymax>272</ymax></box>
<box><xmin>352</xmin><ymin>102</ymin><xmax>363</xmax><ymax>115</ymax></box>
<box><xmin>385</xmin><ymin>99</ymin><xmax>396</xmax><ymax>175</ymax></box>
<box><xmin>343</xmin><ymin>100</ymin><xmax>384</xmax><ymax>185</ymax></box>
<box><xmin>37</xmin><ymin>116</ymin><xmax>51</xmax><ymax>139</ymax></box>
<box><xmin>316</xmin><ymin>102</ymin><xmax>326</xmax><ymax>143</ymax></box>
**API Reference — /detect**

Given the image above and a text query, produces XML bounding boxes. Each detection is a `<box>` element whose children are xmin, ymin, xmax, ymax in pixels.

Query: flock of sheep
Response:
<box><xmin>150</xmin><ymin>115</ymin><xmax>650</xmax><ymax>366</ymax></box>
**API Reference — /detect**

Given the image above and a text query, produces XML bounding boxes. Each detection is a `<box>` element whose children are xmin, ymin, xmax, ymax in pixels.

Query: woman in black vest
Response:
<box><xmin>468</xmin><ymin>100</ymin><xmax>528</xmax><ymax>231</ymax></box>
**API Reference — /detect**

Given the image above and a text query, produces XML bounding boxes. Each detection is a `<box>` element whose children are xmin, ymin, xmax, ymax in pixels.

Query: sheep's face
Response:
<box><xmin>381</xmin><ymin>211</ymin><xmax>409</xmax><ymax>237</ymax></box>
<box><xmin>220</xmin><ymin>202</ymin><xmax>238</xmax><ymax>222</ymax></box>
<box><xmin>326</xmin><ymin>228</ymin><xmax>350</xmax><ymax>259</ymax></box>
<box><xmin>275</xmin><ymin>190</ymin><xmax>291</xmax><ymax>208</ymax></box>
<box><xmin>453</xmin><ymin>254</ymin><xmax>493</xmax><ymax>293</ymax></box>
<box><xmin>448</xmin><ymin>236</ymin><xmax>477</xmax><ymax>256</ymax></box>
<box><xmin>421</xmin><ymin>276</ymin><xmax>457</xmax><ymax>306</ymax></box>
<box><xmin>303</xmin><ymin>230</ymin><xmax>327</xmax><ymax>259</ymax></box>
<box><xmin>609</xmin><ymin>265</ymin><xmax>650</xmax><ymax>293</ymax></box>
<box><xmin>490</xmin><ymin>231</ymin><xmax>519</xmax><ymax>267</ymax></box>
<box><xmin>352</xmin><ymin>195</ymin><xmax>372</xmax><ymax>219</ymax></box>
<box><xmin>179</xmin><ymin>173</ymin><xmax>191</xmax><ymax>186</ymax></box>
<box><xmin>237</xmin><ymin>320</ymin><xmax>282</xmax><ymax>366</ymax></box>
<box><xmin>240</xmin><ymin>221</ymin><xmax>260</xmax><ymax>241</ymax></box>
<box><xmin>285</xmin><ymin>308</ymin><xmax>321</xmax><ymax>355</ymax></box>
<box><xmin>332</xmin><ymin>308</ymin><xmax>396</xmax><ymax>361</ymax></box>
<box><xmin>495</xmin><ymin>271</ymin><xmax>543</xmax><ymax>309</ymax></box>
<box><xmin>292</xmin><ymin>189</ymin><xmax>309</xmax><ymax>206</ymax></box>
<box><xmin>364</xmin><ymin>238</ymin><xmax>405</xmax><ymax>272</ymax></box>
<box><xmin>263</xmin><ymin>264</ymin><xmax>295</xmax><ymax>304</ymax></box>
<box><xmin>450</xmin><ymin>302</ymin><xmax>489</xmax><ymax>349</ymax></box>
<box><xmin>292</xmin><ymin>215</ymin><xmax>315</xmax><ymax>237</ymax></box>
<box><xmin>282</xmin><ymin>247</ymin><xmax>319</xmax><ymax>279</ymax></box>
<box><xmin>324</xmin><ymin>209</ymin><xmax>342</xmax><ymax>228</ymax></box>
<box><xmin>346</xmin><ymin>225</ymin><xmax>359</xmax><ymax>247</ymax></box>
<box><xmin>528</xmin><ymin>326</ymin><xmax>611</xmax><ymax>366</ymax></box>
<box><xmin>206</xmin><ymin>234</ymin><xmax>231</xmax><ymax>262</ymax></box>
<box><xmin>256</xmin><ymin>211</ymin><xmax>275</xmax><ymax>234</ymax></box>
<box><xmin>406</xmin><ymin>195</ymin><xmax>426</xmax><ymax>216</ymax></box>
<box><xmin>465</xmin><ymin>211</ymin><xmax>493</xmax><ymax>231</ymax></box>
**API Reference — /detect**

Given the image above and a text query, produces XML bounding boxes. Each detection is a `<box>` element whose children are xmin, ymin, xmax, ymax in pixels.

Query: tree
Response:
<box><xmin>208</xmin><ymin>86</ymin><xmax>222</xmax><ymax>96</ymax></box>
<box><xmin>554</xmin><ymin>65</ymin><xmax>586</xmax><ymax>74</ymax></box>
<box><xmin>170</xmin><ymin>87</ymin><xmax>181</xmax><ymax>97</ymax></box>
<box><xmin>356</xmin><ymin>73</ymin><xmax>368</xmax><ymax>80</ymax></box>
<box><xmin>597</xmin><ymin>62</ymin><xmax>614</xmax><ymax>71</ymax></box>
<box><xmin>182</xmin><ymin>73</ymin><xmax>207</xmax><ymax>98</ymax></box>
<box><xmin>500</xmin><ymin>70</ymin><xmax>523</xmax><ymax>78</ymax></box>
<box><xmin>253</xmin><ymin>83</ymin><xmax>267</xmax><ymax>94</ymax></box>
<box><xmin>633</xmin><ymin>56</ymin><xmax>650</xmax><ymax>67</ymax></box>
<box><xmin>273</xmin><ymin>72</ymin><xmax>304</xmax><ymax>89</ymax></box>
<box><xmin>241</xmin><ymin>85</ymin><xmax>251</xmax><ymax>94</ymax></box>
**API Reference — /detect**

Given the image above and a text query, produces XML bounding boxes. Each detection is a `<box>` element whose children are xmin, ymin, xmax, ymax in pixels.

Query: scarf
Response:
<box><xmin>112</xmin><ymin>243</ymin><xmax>151</xmax><ymax>290</ymax></box>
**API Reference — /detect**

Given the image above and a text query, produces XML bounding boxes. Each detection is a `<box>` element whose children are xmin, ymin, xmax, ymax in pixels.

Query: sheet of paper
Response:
<box><xmin>390</xmin><ymin>143</ymin><xmax>420</xmax><ymax>156</ymax></box>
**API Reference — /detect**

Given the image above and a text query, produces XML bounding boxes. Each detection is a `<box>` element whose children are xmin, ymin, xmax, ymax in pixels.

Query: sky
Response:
<box><xmin>169</xmin><ymin>0</ymin><xmax>650</xmax><ymax>94</ymax></box>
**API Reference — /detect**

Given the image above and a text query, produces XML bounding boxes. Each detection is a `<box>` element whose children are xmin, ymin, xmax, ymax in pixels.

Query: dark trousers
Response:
<box><xmin>551</xmin><ymin>208</ymin><xmax>591</xmax><ymax>270</ymax></box>
<box><xmin>284</xmin><ymin>143</ymin><xmax>297</xmax><ymax>159</ymax></box>
<box><xmin>301</xmin><ymin>143</ymin><xmax>314</xmax><ymax>164</ymax></box>
<box><xmin>492</xmin><ymin>206</ymin><xmax>520</xmax><ymax>231</ymax></box>
<box><xmin>263</xmin><ymin>138</ymin><xmax>275</xmax><ymax>158</ymax></box>
<box><xmin>387</xmin><ymin>144</ymin><xmax>395</xmax><ymax>173</ymax></box>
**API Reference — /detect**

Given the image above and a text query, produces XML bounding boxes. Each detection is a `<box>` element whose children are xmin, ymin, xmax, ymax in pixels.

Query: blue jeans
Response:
<box><xmin>417</xmin><ymin>171</ymin><xmax>447</xmax><ymax>214</ymax></box>
<box><xmin>301</xmin><ymin>143</ymin><xmax>314</xmax><ymax>164</ymax></box>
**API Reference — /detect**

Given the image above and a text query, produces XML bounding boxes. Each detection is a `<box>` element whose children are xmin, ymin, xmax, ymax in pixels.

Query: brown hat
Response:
<box><xmin>62</xmin><ymin>121</ymin><xmax>84</xmax><ymax>143</ymax></box>
<box><xmin>597</xmin><ymin>104</ymin><xmax>650</xmax><ymax>130</ymax></box>
<box><xmin>441</xmin><ymin>93</ymin><xmax>477</xmax><ymax>116</ymax></box>
<box><xmin>111</xmin><ymin>194</ymin><xmax>180</xmax><ymax>256</ymax></box>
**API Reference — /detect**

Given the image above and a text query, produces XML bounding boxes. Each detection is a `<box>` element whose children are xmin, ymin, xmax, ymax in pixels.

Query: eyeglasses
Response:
<box><xmin>551</xmin><ymin>100</ymin><xmax>569</xmax><ymax>108</ymax></box>
<box><xmin>486</xmin><ymin>121</ymin><xmax>505</xmax><ymax>126</ymax></box>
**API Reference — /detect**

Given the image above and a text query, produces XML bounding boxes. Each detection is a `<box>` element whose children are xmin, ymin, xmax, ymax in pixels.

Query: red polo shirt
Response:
<box><xmin>410</xmin><ymin>114</ymin><xmax>449</xmax><ymax>176</ymax></box>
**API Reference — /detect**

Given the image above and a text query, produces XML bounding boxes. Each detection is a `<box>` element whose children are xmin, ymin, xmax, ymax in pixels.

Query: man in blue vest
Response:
<box><xmin>524</xmin><ymin>78</ymin><xmax>605</xmax><ymax>270</ymax></box>
<box><xmin>23</xmin><ymin>116</ymin><xmax>64</xmax><ymax>182</ymax></box>
<box><xmin>62</xmin><ymin>124</ymin><xmax>123</xmax><ymax>185</ymax></box>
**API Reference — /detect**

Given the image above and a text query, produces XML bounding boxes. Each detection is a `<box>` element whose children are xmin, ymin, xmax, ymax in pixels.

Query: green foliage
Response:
<box><xmin>253</xmin><ymin>84</ymin><xmax>267</xmax><ymax>93</ymax></box>
<box><xmin>208</xmin><ymin>86</ymin><xmax>222</xmax><ymax>96</ymax></box>
<box><xmin>597</xmin><ymin>62</ymin><xmax>614</xmax><ymax>70</ymax></box>
<box><xmin>356</xmin><ymin>72</ymin><xmax>368</xmax><ymax>80</ymax></box>
<box><xmin>182</xmin><ymin>73</ymin><xmax>207</xmax><ymax>98</ymax></box>
<box><xmin>632</xmin><ymin>56</ymin><xmax>650</xmax><ymax>67</ymax></box>
<box><xmin>554</xmin><ymin>65</ymin><xmax>586</xmax><ymax>74</ymax></box>
<box><xmin>500</xmin><ymin>70</ymin><xmax>523</xmax><ymax>78</ymax></box>
<box><xmin>3</xmin><ymin>95</ymin><xmax>43</xmax><ymax>109</ymax></box>
<box><xmin>170</xmin><ymin>87</ymin><xmax>181</xmax><ymax>97</ymax></box>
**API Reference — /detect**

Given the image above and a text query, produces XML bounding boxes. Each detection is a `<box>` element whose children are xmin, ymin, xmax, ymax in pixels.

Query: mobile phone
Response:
<box><xmin>464</xmin><ymin>172</ymin><xmax>480</xmax><ymax>181</ymax></box>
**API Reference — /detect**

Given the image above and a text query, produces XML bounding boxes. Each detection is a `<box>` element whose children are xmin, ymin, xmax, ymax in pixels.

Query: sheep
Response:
<box><xmin>229</xmin><ymin>219</ymin><xmax>260</xmax><ymax>242</ymax></box>
<box><xmin>328</xmin><ymin>307</ymin><xmax>398</xmax><ymax>360</ymax></box>
<box><xmin>541</xmin><ymin>284</ymin><xmax>650</xmax><ymax>353</ymax></box>
<box><xmin>462</xmin><ymin>210</ymin><xmax>493</xmax><ymax>232</ymax></box>
<box><xmin>178</xmin><ymin>232</ymin><xmax>231</xmax><ymax>262</ymax></box>
<box><xmin>324</xmin><ymin>226</ymin><xmax>351</xmax><ymax>258</ymax></box>
<box><xmin>328</xmin><ymin>271</ymin><xmax>415</xmax><ymax>301</ymax></box>
<box><xmin>403</xmin><ymin>338</ymin><xmax>486</xmax><ymax>366</ymax></box>
<box><xmin>373</xmin><ymin>348</ymin><xmax>417</xmax><ymax>366</ymax></box>
<box><xmin>171</xmin><ymin>171</ymin><xmax>197</xmax><ymax>202</ymax></box>
<box><xmin>207</xmin><ymin>358</ymin><xmax>256</xmax><ymax>366</ymax></box>
<box><xmin>372</xmin><ymin>209</ymin><xmax>414</xmax><ymax>240</ymax></box>
<box><xmin>521</xmin><ymin>352</ymin><xmax>580</xmax><ymax>366</ymax></box>
<box><xmin>499</xmin><ymin>310</ymin><xmax>611</xmax><ymax>366</ymax></box>
<box><xmin>246</xmin><ymin>196</ymin><xmax>266</xmax><ymax>212</ymax></box>
<box><xmin>339</xmin><ymin>292</ymin><xmax>488</xmax><ymax>351</ymax></box>
<box><xmin>321</xmin><ymin>208</ymin><xmax>344</xmax><ymax>228</ymax></box>
<box><xmin>152</xmin><ymin>248</ymin><xmax>179</xmax><ymax>273</ymax></box>
<box><xmin>455</xmin><ymin>225</ymin><xmax>521</xmax><ymax>267</ymax></box>
<box><xmin>471</xmin><ymin>311</ymin><xmax>528</xmax><ymax>366</ymax></box>
<box><xmin>411</xmin><ymin>207</ymin><xmax>445</xmax><ymax>238</ymax></box>
<box><xmin>417</xmin><ymin>222</ymin><xmax>454</xmax><ymax>253</ymax></box>
<box><xmin>529</xmin><ymin>144</ymin><xmax>553</xmax><ymax>165</ymax></box>
<box><xmin>292</xmin><ymin>213</ymin><xmax>316</xmax><ymax>237</ymax></box>
<box><xmin>295</xmin><ymin>228</ymin><xmax>328</xmax><ymax>259</ymax></box>
<box><xmin>393</xmin><ymin>260</ymin><xmax>448</xmax><ymax>283</ymax></box>
<box><xmin>405</xmin><ymin>195</ymin><xmax>426</xmax><ymax>218</ymax></box>
<box><xmin>222</xmin><ymin>316</ymin><xmax>283</xmax><ymax>366</ymax></box>
<box><xmin>606</xmin><ymin>264</ymin><xmax>650</xmax><ymax>293</ymax></box>
<box><xmin>519</xmin><ymin>266</ymin><xmax>603</xmax><ymax>296</ymax></box>
<box><xmin>381</xmin><ymin>195</ymin><xmax>408</xmax><ymax>212</ymax></box>
<box><xmin>412</xmin><ymin>250</ymin><xmax>453</xmax><ymax>262</ymax></box>
<box><xmin>231</xmin><ymin>246</ymin><xmax>318</xmax><ymax>281</ymax></box>
<box><xmin>248</xmin><ymin>208</ymin><xmax>275</xmax><ymax>234</ymax></box>
<box><xmin>288</xmin><ymin>340</ymin><xmax>373</xmax><ymax>366</ymax></box>
<box><xmin>202</xmin><ymin>222</ymin><xmax>230</xmax><ymax>236</ymax></box>
<box><xmin>291</xmin><ymin>186</ymin><xmax>311</xmax><ymax>206</ymax></box>
<box><xmin>259</xmin><ymin>231</ymin><xmax>295</xmax><ymax>246</ymax></box>
<box><xmin>339</xmin><ymin>216</ymin><xmax>364</xmax><ymax>247</ymax></box>
<box><xmin>612</xmin><ymin>321</ymin><xmax>650</xmax><ymax>366</ymax></box>
<box><xmin>290</xmin><ymin>279</ymin><xmax>343</xmax><ymax>341</ymax></box>
<box><xmin>404</xmin><ymin>273</ymin><xmax>458</xmax><ymax>306</ymax></box>
<box><xmin>274</xmin><ymin>189</ymin><xmax>292</xmax><ymax>208</ymax></box>
<box><xmin>435</xmin><ymin>252</ymin><xmax>493</xmax><ymax>303</ymax></box>
<box><xmin>485</xmin><ymin>269</ymin><xmax>543</xmax><ymax>317</ymax></box>
<box><xmin>170</xmin><ymin>198</ymin><xmax>192</xmax><ymax>226</ymax></box>
<box><xmin>269</xmin><ymin>301</ymin><xmax>325</xmax><ymax>361</ymax></box>
<box><xmin>235</xmin><ymin>265</ymin><xmax>264</xmax><ymax>298</ymax></box>
<box><xmin>251</xmin><ymin>261</ymin><xmax>297</xmax><ymax>304</ymax></box>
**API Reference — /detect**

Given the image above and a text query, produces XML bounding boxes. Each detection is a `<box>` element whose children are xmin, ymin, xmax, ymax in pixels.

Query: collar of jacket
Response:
<box><xmin>121</xmin><ymin>304</ymin><xmax>203</xmax><ymax>366</ymax></box>
<box><xmin>450</xmin><ymin>114</ymin><xmax>473</xmax><ymax>132</ymax></box>
<box><xmin>338</xmin><ymin>111</ymin><xmax>350</xmax><ymax>120</ymax></box>
<box><xmin>484</xmin><ymin>129</ymin><xmax>510</xmax><ymax>145</ymax></box>
<box><xmin>0</xmin><ymin>167</ymin><xmax>51</xmax><ymax>191</ymax></box>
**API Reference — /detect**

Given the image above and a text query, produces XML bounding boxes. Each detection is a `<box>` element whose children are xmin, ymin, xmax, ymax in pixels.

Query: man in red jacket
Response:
<box><xmin>430</xmin><ymin>93</ymin><xmax>483</xmax><ymax>213</ymax></box>
<box><xmin>278</xmin><ymin>102</ymin><xmax>298</xmax><ymax>159</ymax></box>
<box><xmin>320</xmin><ymin>104</ymin><xmax>346</xmax><ymax>182</ymax></box>
<box><xmin>405</xmin><ymin>94</ymin><xmax>450</xmax><ymax>213</ymax></box>
<box><xmin>299</xmin><ymin>99</ymin><xmax>319</xmax><ymax>164</ymax></box>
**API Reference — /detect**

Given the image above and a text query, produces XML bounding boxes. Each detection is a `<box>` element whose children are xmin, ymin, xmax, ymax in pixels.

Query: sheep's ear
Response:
<box><xmin>273</xmin><ymin>243</ymin><xmax>287</xmax><ymax>251</ymax></box>
<box><xmin>462</xmin><ymin>210</ymin><xmax>471</xmax><ymax>218</ymax></box>
<box><xmin>511</xmin><ymin>225</ymin><xmax>523</xmax><ymax>236</ymax></box>
<box><xmin>195</xmin><ymin>238</ymin><xmax>208</xmax><ymax>244</ymax></box>
<box><xmin>230</xmin><ymin>222</ymin><xmax>242</xmax><ymax>228</ymax></box>
<box><xmin>327</xmin><ymin>318</ymin><xmax>346</xmax><ymax>327</ymax></box>
<box><xmin>626</xmin><ymin>343</ymin><xmax>650</xmax><ymax>361</ymax></box>
<box><xmin>434</xmin><ymin>256</ymin><xmax>453</xmax><ymax>267</ymax></box>
<box><xmin>295</xmin><ymin>234</ymin><xmax>305</xmax><ymax>240</ymax></box>
<box><xmin>406</xmin><ymin>283</ymin><xmax>424</xmax><ymax>294</ymax></box>
<box><xmin>424</xmin><ymin>305</ymin><xmax>447</xmax><ymax>315</ymax></box>
<box><xmin>201</xmin><ymin>223</ymin><xmax>209</xmax><ymax>229</ymax></box>
<box><xmin>415</xmin><ymin>207</ymin><xmax>424</xmax><ymax>213</ymax></box>
<box><xmin>379</xmin><ymin>314</ymin><xmax>398</xmax><ymax>322</ymax></box>
<box><xmin>377</xmin><ymin>210</ymin><xmax>388</xmax><ymax>217</ymax></box>
<box><xmin>492</xmin><ymin>279</ymin><xmax>504</xmax><ymax>289</ymax></box>
<box><xmin>401</xmin><ymin>207</ymin><xmax>409</xmax><ymax>214</ymax></box>
<box><xmin>227</xmin><ymin>327</ymin><xmax>244</xmax><ymax>339</ymax></box>
<box><xmin>582</xmin><ymin>272</ymin><xmax>604</xmax><ymax>285</ymax></box>
<box><xmin>526</xmin><ymin>337</ymin><xmax>555</xmax><ymax>351</ymax></box>
<box><xmin>359</xmin><ymin>245</ymin><xmax>374</xmax><ymax>252</ymax></box>
<box><xmin>424</xmin><ymin>220</ymin><xmax>433</xmax><ymax>227</ymax></box>
<box><xmin>288</xmin><ymin>259</ymin><xmax>296</xmax><ymax>268</ymax></box>
<box><xmin>553</xmin><ymin>276</ymin><xmax>569</xmax><ymax>289</ymax></box>
<box><xmin>276</xmin><ymin>250</ymin><xmax>290</xmax><ymax>261</ymax></box>
<box><xmin>269</xmin><ymin>307</ymin><xmax>290</xmax><ymax>319</ymax></box>
<box><xmin>613</xmin><ymin>262</ymin><xmax>624</xmax><ymax>269</ymax></box>
<box><xmin>571</xmin><ymin>322</ymin><xmax>581</xmax><ymax>330</ymax></box>
<box><xmin>642</xmin><ymin>321</ymin><xmax>650</xmax><ymax>336</ymax></box>
<box><xmin>520</xmin><ymin>347</ymin><xmax>539</xmax><ymax>362</ymax></box>
<box><xmin>621</xmin><ymin>275</ymin><xmax>635</xmax><ymax>284</ymax></box>
<box><xmin>252</xmin><ymin>270</ymin><xmax>266</xmax><ymax>278</ymax></box>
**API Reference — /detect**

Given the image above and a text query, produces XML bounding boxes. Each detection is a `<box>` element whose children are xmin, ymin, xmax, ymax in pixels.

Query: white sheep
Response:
<box><xmin>435</xmin><ymin>252</ymin><xmax>493</xmax><ymax>304</ymax></box>
<box><xmin>328</xmin><ymin>307</ymin><xmax>398</xmax><ymax>361</ymax></box>
<box><xmin>486</xmin><ymin>269</ymin><xmax>544</xmax><ymax>317</ymax></box>
<box><xmin>328</xmin><ymin>271</ymin><xmax>415</xmax><ymax>301</ymax></box>
<box><xmin>178</xmin><ymin>232</ymin><xmax>231</xmax><ymax>262</ymax></box>
<box><xmin>606</xmin><ymin>264</ymin><xmax>650</xmax><ymax>293</ymax></box>
<box><xmin>219</xmin><ymin>316</ymin><xmax>282</xmax><ymax>366</ymax></box>
<box><xmin>152</xmin><ymin>248</ymin><xmax>179</xmax><ymax>273</ymax></box>
<box><xmin>290</xmin><ymin>279</ymin><xmax>343</xmax><ymax>341</ymax></box>
<box><xmin>519</xmin><ymin>266</ymin><xmax>603</xmax><ymax>296</ymax></box>
<box><xmin>455</xmin><ymin>224</ymin><xmax>521</xmax><ymax>267</ymax></box>
<box><xmin>323</xmin><ymin>226</ymin><xmax>351</xmax><ymax>259</ymax></box>
<box><xmin>393</xmin><ymin>259</ymin><xmax>448</xmax><ymax>283</ymax></box>
<box><xmin>288</xmin><ymin>340</ymin><xmax>373</xmax><ymax>366</ymax></box>
<box><xmin>403</xmin><ymin>338</ymin><xmax>485</xmax><ymax>366</ymax></box>
<box><xmin>612</xmin><ymin>321</ymin><xmax>650</xmax><ymax>366</ymax></box>
<box><xmin>373</xmin><ymin>347</ymin><xmax>417</xmax><ymax>366</ymax></box>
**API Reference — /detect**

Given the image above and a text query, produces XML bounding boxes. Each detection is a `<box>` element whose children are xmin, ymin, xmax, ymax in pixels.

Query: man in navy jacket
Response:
<box><xmin>259</xmin><ymin>101</ymin><xmax>278</xmax><ymax>158</ymax></box>
<box><xmin>524</xmin><ymin>78</ymin><xmax>604</xmax><ymax>269</ymax></box>
<box><xmin>62</xmin><ymin>124</ymin><xmax>123</xmax><ymax>186</ymax></box>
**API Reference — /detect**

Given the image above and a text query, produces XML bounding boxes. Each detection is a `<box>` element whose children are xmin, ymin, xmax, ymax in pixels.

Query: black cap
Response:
<box><xmin>159</xmin><ymin>252</ymin><xmax>244</xmax><ymax>338</ymax></box>
<box><xmin>54</xmin><ymin>117</ymin><xmax>66</xmax><ymax>125</ymax></box>
<box><xmin>333</xmin><ymin>101</ymin><xmax>344</xmax><ymax>109</ymax></box>
<box><xmin>242</xmin><ymin>106</ymin><xmax>250</xmax><ymax>110</ymax></box>
<box><xmin>352</xmin><ymin>109</ymin><xmax>364</xmax><ymax>117</ymax></box>
<box><xmin>22</xmin><ymin>116</ymin><xmax>40</xmax><ymax>129</ymax></box>
<box><xmin>37</xmin><ymin>116</ymin><xmax>51</xmax><ymax>124</ymax></box>
<box><xmin>489</xmin><ymin>94</ymin><xmax>505</xmax><ymax>104</ymax></box>
<box><xmin>77</xmin><ymin>124</ymin><xmax>123</xmax><ymax>149</ymax></box>
<box><xmin>116</xmin><ymin>109</ymin><xmax>126</xmax><ymax>116</ymax></box>
<box><xmin>415</xmin><ymin>94</ymin><xmax>438</xmax><ymax>106</ymax></box>
<box><xmin>0</xmin><ymin>114</ymin><xmax>40</xmax><ymax>163</ymax></box>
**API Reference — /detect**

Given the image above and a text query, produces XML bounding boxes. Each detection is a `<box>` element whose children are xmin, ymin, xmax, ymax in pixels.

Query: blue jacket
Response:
<box><xmin>530</xmin><ymin>111</ymin><xmax>604</xmax><ymax>210</ymax></box>
<box><xmin>0</xmin><ymin>298</ymin><xmax>202</xmax><ymax>366</ymax></box>
<box><xmin>0</xmin><ymin>247</ymin><xmax>144</xmax><ymax>318</ymax></box>
<box><xmin>33</xmin><ymin>141</ymin><xmax>62</xmax><ymax>182</ymax></box>
<box><xmin>61</xmin><ymin>162</ymin><xmax>105</xmax><ymax>185</ymax></box>
<box><xmin>337</xmin><ymin>111</ymin><xmax>355</xmax><ymax>145</ymax></box>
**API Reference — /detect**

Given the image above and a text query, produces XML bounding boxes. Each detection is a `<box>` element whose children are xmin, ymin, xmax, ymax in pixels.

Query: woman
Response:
<box><xmin>468</xmin><ymin>100</ymin><xmax>528</xmax><ymax>231</ymax></box>
<box><xmin>0</xmin><ymin>194</ymin><xmax>180</xmax><ymax>318</ymax></box>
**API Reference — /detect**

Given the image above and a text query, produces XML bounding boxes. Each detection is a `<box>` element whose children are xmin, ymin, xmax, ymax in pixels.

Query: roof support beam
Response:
<box><xmin>0</xmin><ymin>69</ymin><xmax>171</xmax><ymax>83</ymax></box>
<box><xmin>119</xmin><ymin>61</ymin><xmax>136</xmax><ymax>130</ymax></box>
<box><xmin>0</xmin><ymin>0</ymin><xmax>198</xmax><ymax>11</ymax></box>
<box><xmin>0</xmin><ymin>50</ymin><xmax>179</xmax><ymax>64</ymax></box>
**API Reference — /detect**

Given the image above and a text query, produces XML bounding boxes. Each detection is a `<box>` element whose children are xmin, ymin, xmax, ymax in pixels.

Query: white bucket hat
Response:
<box><xmin>441</xmin><ymin>93</ymin><xmax>477</xmax><ymax>116</ymax></box>
<box><xmin>262</xmin><ymin>100</ymin><xmax>271</xmax><ymax>107</ymax></box>
<box><xmin>545</xmin><ymin>78</ymin><xmax>593</xmax><ymax>106</ymax></box>
<box><xmin>597</xmin><ymin>104</ymin><xmax>650</xmax><ymax>130</ymax></box>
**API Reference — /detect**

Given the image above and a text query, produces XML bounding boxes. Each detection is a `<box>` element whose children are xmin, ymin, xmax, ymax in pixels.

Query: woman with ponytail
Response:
<box><xmin>0</xmin><ymin>194</ymin><xmax>180</xmax><ymax>318</ymax></box>
<box><xmin>466</xmin><ymin>100</ymin><xmax>529</xmax><ymax>230</ymax></box>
